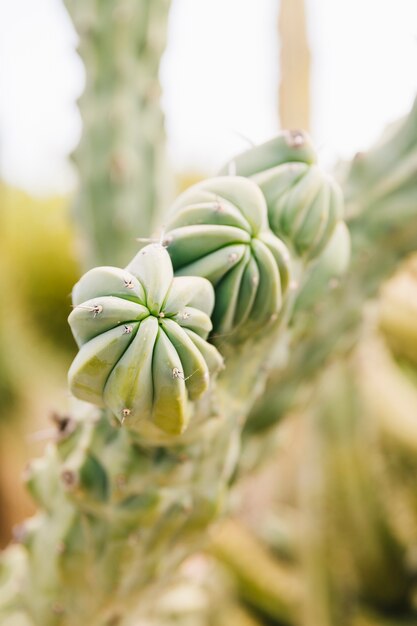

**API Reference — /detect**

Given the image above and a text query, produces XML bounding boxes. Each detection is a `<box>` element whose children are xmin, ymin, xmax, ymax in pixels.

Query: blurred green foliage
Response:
<box><xmin>0</xmin><ymin>184</ymin><xmax>80</xmax><ymax>419</ymax></box>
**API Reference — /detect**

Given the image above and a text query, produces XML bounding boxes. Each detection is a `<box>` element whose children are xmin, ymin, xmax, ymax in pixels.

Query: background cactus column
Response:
<box><xmin>65</xmin><ymin>0</ymin><xmax>173</xmax><ymax>268</ymax></box>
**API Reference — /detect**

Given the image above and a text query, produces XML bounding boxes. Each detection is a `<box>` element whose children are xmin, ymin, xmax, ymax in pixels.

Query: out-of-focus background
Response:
<box><xmin>2</xmin><ymin>0</ymin><xmax>417</xmax><ymax>194</ymax></box>
<box><xmin>2</xmin><ymin>2</ymin><xmax>417</xmax><ymax>623</ymax></box>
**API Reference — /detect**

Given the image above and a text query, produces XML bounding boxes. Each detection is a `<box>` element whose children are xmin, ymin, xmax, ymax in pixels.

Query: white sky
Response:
<box><xmin>1</xmin><ymin>0</ymin><xmax>417</xmax><ymax>194</ymax></box>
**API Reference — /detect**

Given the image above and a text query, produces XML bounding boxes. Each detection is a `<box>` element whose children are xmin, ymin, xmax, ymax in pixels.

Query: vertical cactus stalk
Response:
<box><xmin>66</xmin><ymin>0</ymin><xmax>173</xmax><ymax>268</ymax></box>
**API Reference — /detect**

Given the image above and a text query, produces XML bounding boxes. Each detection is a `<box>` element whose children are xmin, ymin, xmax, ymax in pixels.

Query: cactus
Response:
<box><xmin>68</xmin><ymin>243</ymin><xmax>223</xmax><ymax>437</ymax></box>
<box><xmin>0</xmin><ymin>123</ymin><xmax>347</xmax><ymax>624</ymax></box>
<box><xmin>221</xmin><ymin>133</ymin><xmax>344</xmax><ymax>261</ymax></box>
<box><xmin>65</xmin><ymin>0</ymin><xmax>173</xmax><ymax>268</ymax></box>
<box><xmin>3</xmin><ymin>93</ymin><xmax>417</xmax><ymax>626</ymax></box>
<box><xmin>223</xmin><ymin>100</ymin><xmax>417</xmax><ymax>626</ymax></box>
<box><xmin>246</xmin><ymin>97</ymin><xmax>417</xmax><ymax>434</ymax></box>
<box><xmin>164</xmin><ymin>176</ymin><xmax>292</xmax><ymax>336</ymax></box>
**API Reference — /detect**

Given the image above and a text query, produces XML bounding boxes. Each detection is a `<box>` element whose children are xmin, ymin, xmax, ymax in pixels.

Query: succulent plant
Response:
<box><xmin>253</xmin><ymin>162</ymin><xmax>344</xmax><ymax>259</ymax></box>
<box><xmin>68</xmin><ymin>244</ymin><xmax>223</xmax><ymax>436</ymax></box>
<box><xmin>164</xmin><ymin>176</ymin><xmax>292</xmax><ymax>336</ymax></box>
<box><xmin>219</xmin><ymin>130</ymin><xmax>317</xmax><ymax>177</ymax></box>
<box><xmin>6</xmin><ymin>88</ymin><xmax>417</xmax><ymax>625</ymax></box>
<box><xmin>65</xmin><ymin>0</ymin><xmax>173</xmax><ymax>268</ymax></box>
<box><xmin>221</xmin><ymin>135</ymin><xmax>344</xmax><ymax>260</ymax></box>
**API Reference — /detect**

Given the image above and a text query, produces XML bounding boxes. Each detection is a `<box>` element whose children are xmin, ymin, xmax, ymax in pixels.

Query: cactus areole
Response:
<box><xmin>68</xmin><ymin>244</ymin><xmax>223</xmax><ymax>436</ymax></box>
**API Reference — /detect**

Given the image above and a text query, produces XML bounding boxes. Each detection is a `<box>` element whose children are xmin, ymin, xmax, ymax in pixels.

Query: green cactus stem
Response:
<box><xmin>164</xmin><ymin>176</ymin><xmax>292</xmax><ymax>337</ymax></box>
<box><xmin>65</xmin><ymin>0</ymin><xmax>173</xmax><ymax>268</ymax></box>
<box><xmin>68</xmin><ymin>244</ymin><xmax>223</xmax><ymax>438</ymax></box>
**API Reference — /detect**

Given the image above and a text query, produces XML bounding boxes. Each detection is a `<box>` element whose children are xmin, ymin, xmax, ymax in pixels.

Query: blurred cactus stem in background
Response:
<box><xmin>65</xmin><ymin>0</ymin><xmax>173</xmax><ymax>268</ymax></box>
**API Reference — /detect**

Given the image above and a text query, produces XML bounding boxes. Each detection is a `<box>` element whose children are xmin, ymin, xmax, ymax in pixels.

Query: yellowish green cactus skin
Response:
<box><xmin>68</xmin><ymin>244</ymin><xmax>223</xmax><ymax>436</ymax></box>
<box><xmin>164</xmin><ymin>176</ymin><xmax>292</xmax><ymax>336</ymax></box>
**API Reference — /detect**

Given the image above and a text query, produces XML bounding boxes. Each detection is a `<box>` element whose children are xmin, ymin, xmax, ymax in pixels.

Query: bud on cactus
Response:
<box><xmin>68</xmin><ymin>244</ymin><xmax>223</xmax><ymax>436</ymax></box>
<box><xmin>220</xmin><ymin>133</ymin><xmax>343</xmax><ymax>260</ymax></box>
<box><xmin>164</xmin><ymin>177</ymin><xmax>292</xmax><ymax>336</ymax></box>
<box><xmin>253</xmin><ymin>162</ymin><xmax>344</xmax><ymax>259</ymax></box>
<box><xmin>219</xmin><ymin>130</ymin><xmax>317</xmax><ymax>177</ymax></box>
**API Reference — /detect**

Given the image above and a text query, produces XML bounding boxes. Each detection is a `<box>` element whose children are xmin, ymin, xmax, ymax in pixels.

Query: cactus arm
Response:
<box><xmin>65</xmin><ymin>0</ymin><xmax>173</xmax><ymax>268</ymax></box>
<box><xmin>0</xmin><ymin>226</ymin><xmax>315</xmax><ymax>626</ymax></box>
<box><xmin>246</xmin><ymin>97</ymin><xmax>417</xmax><ymax>435</ymax></box>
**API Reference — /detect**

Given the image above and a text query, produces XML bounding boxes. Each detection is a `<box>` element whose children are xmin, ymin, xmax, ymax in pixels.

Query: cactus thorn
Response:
<box><xmin>183</xmin><ymin>368</ymin><xmax>200</xmax><ymax>382</ymax></box>
<box><xmin>123</xmin><ymin>278</ymin><xmax>134</xmax><ymax>289</ymax></box>
<box><xmin>123</xmin><ymin>325</ymin><xmax>133</xmax><ymax>334</ymax></box>
<box><xmin>228</xmin><ymin>252</ymin><xmax>238</xmax><ymax>264</ymax></box>
<box><xmin>73</xmin><ymin>304</ymin><xmax>103</xmax><ymax>317</ymax></box>
<box><xmin>122</xmin><ymin>408</ymin><xmax>131</xmax><ymax>420</ymax></box>
<box><xmin>172</xmin><ymin>367</ymin><xmax>184</xmax><ymax>380</ymax></box>
<box><xmin>135</xmin><ymin>237</ymin><xmax>159</xmax><ymax>244</ymax></box>
<box><xmin>93</xmin><ymin>304</ymin><xmax>103</xmax><ymax>317</ymax></box>
<box><xmin>51</xmin><ymin>413</ymin><xmax>74</xmax><ymax>439</ymax></box>
<box><xmin>61</xmin><ymin>469</ymin><xmax>78</xmax><ymax>490</ymax></box>
<box><xmin>181</xmin><ymin>311</ymin><xmax>191</xmax><ymax>320</ymax></box>
<box><xmin>157</xmin><ymin>229</ymin><xmax>172</xmax><ymax>247</ymax></box>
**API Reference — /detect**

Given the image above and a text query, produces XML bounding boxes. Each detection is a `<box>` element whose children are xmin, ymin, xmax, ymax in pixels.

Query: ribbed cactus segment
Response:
<box><xmin>220</xmin><ymin>134</ymin><xmax>344</xmax><ymax>260</ymax></box>
<box><xmin>65</xmin><ymin>0</ymin><xmax>173</xmax><ymax>268</ymax></box>
<box><xmin>0</xmin><ymin>406</ymin><xmax>239</xmax><ymax>626</ymax></box>
<box><xmin>254</xmin><ymin>163</ymin><xmax>344</xmax><ymax>258</ymax></box>
<box><xmin>164</xmin><ymin>177</ymin><xmax>292</xmax><ymax>336</ymax></box>
<box><xmin>68</xmin><ymin>244</ymin><xmax>223</xmax><ymax>436</ymax></box>
<box><xmin>219</xmin><ymin>130</ymin><xmax>317</xmax><ymax>177</ymax></box>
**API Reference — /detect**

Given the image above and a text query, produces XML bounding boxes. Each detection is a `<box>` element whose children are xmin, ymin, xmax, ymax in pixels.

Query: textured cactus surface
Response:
<box><xmin>221</xmin><ymin>133</ymin><xmax>344</xmax><ymax>260</ymax></box>
<box><xmin>65</xmin><ymin>0</ymin><xmax>173</xmax><ymax>268</ymax></box>
<box><xmin>164</xmin><ymin>176</ymin><xmax>292</xmax><ymax>336</ymax></box>
<box><xmin>0</xmin><ymin>119</ymin><xmax>353</xmax><ymax>624</ymax></box>
<box><xmin>219</xmin><ymin>130</ymin><xmax>317</xmax><ymax>177</ymax></box>
<box><xmin>68</xmin><ymin>244</ymin><xmax>223</xmax><ymax>437</ymax></box>
<box><xmin>254</xmin><ymin>163</ymin><xmax>344</xmax><ymax>258</ymax></box>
